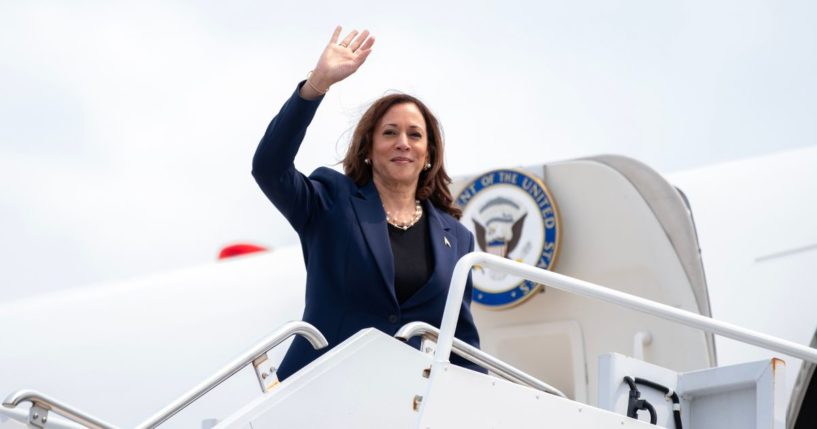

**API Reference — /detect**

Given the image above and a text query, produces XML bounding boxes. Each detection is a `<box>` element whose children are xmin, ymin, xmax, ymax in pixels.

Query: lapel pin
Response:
<box><xmin>444</xmin><ymin>236</ymin><xmax>451</xmax><ymax>248</ymax></box>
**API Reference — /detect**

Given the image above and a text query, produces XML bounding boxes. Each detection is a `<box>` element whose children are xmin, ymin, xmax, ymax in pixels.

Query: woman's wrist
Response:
<box><xmin>309</xmin><ymin>69</ymin><xmax>334</xmax><ymax>91</ymax></box>
<box><xmin>299</xmin><ymin>70</ymin><xmax>332</xmax><ymax>100</ymax></box>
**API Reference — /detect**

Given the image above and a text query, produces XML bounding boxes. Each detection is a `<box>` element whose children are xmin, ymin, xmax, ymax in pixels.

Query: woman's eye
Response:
<box><xmin>383</xmin><ymin>130</ymin><xmax>396</xmax><ymax>136</ymax></box>
<box><xmin>411</xmin><ymin>133</ymin><xmax>422</xmax><ymax>139</ymax></box>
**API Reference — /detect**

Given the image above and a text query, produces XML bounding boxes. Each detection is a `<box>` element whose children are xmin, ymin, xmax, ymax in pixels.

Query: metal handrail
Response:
<box><xmin>134</xmin><ymin>320</ymin><xmax>327</xmax><ymax>429</ymax></box>
<box><xmin>3</xmin><ymin>389</ymin><xmax>117</xmax><ymax>429</ymax></box>
<box><xmin>436</xmin><ymin>252</ymin><xmax>817</xmax><ymax>367</ymax></box>
<box><xmin>3</xmin><ymin>321</ymin><xmax>327</xmax><ymax>429</ymax></box>
<box><xmin>395</xmin><ymin>321</ymin><xmax>567</xmax><ymax>398</ymax></box>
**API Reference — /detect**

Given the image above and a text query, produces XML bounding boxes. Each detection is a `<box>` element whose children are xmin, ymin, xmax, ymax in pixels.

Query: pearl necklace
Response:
<box><xmin>385</xmin><ymin>200</ymin><xmax>423</xmax><ymax>231</ymax></box>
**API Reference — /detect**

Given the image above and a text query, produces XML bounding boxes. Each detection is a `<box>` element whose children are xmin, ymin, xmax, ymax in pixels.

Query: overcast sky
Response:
<box><xmin>2</xmin><ymin>1</ymin><xmax>816</xmax><ymax>300</ymax></box>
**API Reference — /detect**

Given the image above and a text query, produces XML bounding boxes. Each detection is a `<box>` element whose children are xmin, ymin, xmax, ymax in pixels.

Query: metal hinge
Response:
<box><xmin>252</xmin><ymin>354</ymin><xmax>280</xmax><ymax>393</ymax></box>
<box><xmin>28</xmin><ymin>404</ymin><xmax>49</xmax><ymax>428</ymax></box>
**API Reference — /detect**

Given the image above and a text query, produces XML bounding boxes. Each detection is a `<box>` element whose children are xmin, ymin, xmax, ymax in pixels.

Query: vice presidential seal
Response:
<box><xmin>455</xmin><ymin>169</ymin><xmax>560</xmax><ymax>308</ymax></box>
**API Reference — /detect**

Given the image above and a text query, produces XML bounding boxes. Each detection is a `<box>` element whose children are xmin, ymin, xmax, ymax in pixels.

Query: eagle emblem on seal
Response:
<box><xmin>455</xmin><ymin>169</ymin><xmax>560</xmax><ymax>308</ymax></box>
<box><xmin>472</xmin><ymin>197</ymin><xmax>528</xmax><ymax>259</ymax></box>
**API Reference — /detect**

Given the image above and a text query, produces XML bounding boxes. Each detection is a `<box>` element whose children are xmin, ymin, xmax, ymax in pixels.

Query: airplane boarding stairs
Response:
<box><xmin>4</xmin><ymin>253</ymin><xmax>817</xmax><ymax>428</ymax></box>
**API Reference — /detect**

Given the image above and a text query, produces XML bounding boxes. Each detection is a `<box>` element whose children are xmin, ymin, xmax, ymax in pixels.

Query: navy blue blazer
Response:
<box><xmin>252</xmin><ymin>82</ymin><xmax>482</xmax><ymax>380</ymax></box>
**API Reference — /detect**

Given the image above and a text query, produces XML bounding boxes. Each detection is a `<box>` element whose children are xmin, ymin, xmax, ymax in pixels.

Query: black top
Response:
<box><xmin>388</xmin><ymin>212</ymin><xmax>435</xmax><ymax>304</ymax></box>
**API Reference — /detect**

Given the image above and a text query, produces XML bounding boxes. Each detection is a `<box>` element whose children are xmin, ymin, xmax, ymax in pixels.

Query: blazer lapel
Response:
<box><xmin>427</xmin><ymin>201</ymin><xmax>456</xmax><ymax>274</ymax></box>
<box><xmin>350</xmin><ymin>181</ymin><xmax>397</xmax><ymax>304</ymax></box>
<box><xmin>403</xmin><ymin>201</ymin><xmax>458</xmax><ymax>307</ymax></box>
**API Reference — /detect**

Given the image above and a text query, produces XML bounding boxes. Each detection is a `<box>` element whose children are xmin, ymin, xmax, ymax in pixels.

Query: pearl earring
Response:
<box><xmin>364</xmin><ymin>158</ymin><xmax>371</xmax><ymax>165</ymax></box>
<box><xmin>424</xmin><ymin>162</ymin><xmax>431</xmax><ymax>170</ymax></box>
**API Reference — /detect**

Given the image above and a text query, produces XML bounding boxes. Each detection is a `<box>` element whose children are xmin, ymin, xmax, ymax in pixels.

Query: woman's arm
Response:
<box><xmin>251</xmin><ymin>27</ymin><xmax>375</xmax><ymax>231</ymax></box>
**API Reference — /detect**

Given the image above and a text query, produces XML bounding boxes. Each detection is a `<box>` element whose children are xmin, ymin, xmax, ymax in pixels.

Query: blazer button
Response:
<box><xmin>388</xmin><ymin>314</ymin><xmax>399</xmax><ymax>324</ymax></box>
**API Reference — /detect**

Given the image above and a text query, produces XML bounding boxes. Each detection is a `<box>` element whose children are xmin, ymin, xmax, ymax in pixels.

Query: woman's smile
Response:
<box><xmin>370</xmin><ymin>102</ymin><xmax>428</xmax><ymax>189</ymax></box>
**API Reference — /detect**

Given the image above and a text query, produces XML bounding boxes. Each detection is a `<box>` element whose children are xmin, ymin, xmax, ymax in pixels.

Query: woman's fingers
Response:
<box><xmin>355</xmin><ymin>47</ymin><xmax>374</xmax><ymax>65</ymax></box>
<box><xmin>348</xmin><ymin>29</ymin><xmax>370</xmax><ymax>52</ymax></box>
<box><xmin>357</xmin><ymin>35</ymin><xmax>375</xmax><ymax>53</ymax></box>
<box><xmin>312</xmin><ymin>26</ymin><xmax>374</xmax><ymax>87</ymax></box>
<box><xmin>339</xmin><ymin>30</ymin><xmax>359</xmax><ymax>48</ymax></box>
<box><xmin>329</xmin><ymin>25</ymin><xmax>342</xmax><ymax>44</ymax></box>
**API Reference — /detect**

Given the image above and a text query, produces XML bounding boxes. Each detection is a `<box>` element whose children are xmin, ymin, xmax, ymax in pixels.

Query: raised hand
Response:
<box><xmin>301</xmin><ymin>26</ymin><xmax>375</xmax><ymax>99</ymax></box>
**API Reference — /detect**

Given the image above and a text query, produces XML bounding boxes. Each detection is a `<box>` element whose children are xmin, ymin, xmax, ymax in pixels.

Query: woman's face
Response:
<box><xmin>369</xmin><ymin>102</ymin><xmax>429</xmax><ymax>189</ymax></box>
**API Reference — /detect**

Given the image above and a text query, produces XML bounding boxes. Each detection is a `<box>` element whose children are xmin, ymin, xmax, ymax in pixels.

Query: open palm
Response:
<box><xmin>311</xmin><ymin>26</ymin><xmax>375</xmax><ymax>89</ymax></box>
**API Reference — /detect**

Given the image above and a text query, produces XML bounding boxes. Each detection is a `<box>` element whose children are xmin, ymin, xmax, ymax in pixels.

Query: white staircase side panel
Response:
<box><xmin>678</xmin><ymin>358</ymin><xmax>786</xmax><ymax>429</ymax></box>
<box><xmin>217</xmin><ymin>328</ymin><xmax>667</xmax><ymax>429</ymax></box>
<box><xmin>215</xmin><ymin>328</ymin><xmax>433</xmax><ymax>429</ymax></box>
<box><xmin>598</xmin><ymin>353</ymin><xmax>787</xmax><ymax>429</ymax></box>
<box><xmin>418</xmin><ymin>362</ymin><xmax>661</xmax><ymax>429</ymax></box>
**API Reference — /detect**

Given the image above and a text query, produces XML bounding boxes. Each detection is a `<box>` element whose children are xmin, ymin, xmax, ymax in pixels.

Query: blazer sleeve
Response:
<box><xmin>251</xmin><ymin>81</ymin><xmax>335</xmax><ymax>232</ymax></box>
